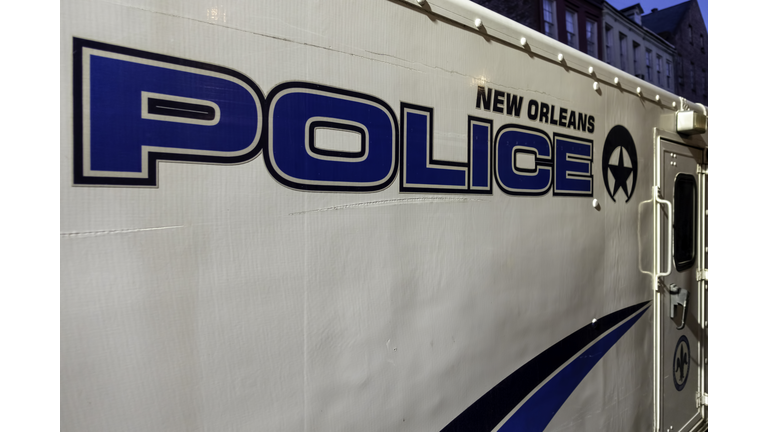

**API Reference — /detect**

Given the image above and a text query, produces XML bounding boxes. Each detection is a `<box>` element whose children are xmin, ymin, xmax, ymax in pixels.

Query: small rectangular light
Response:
<box><xmin>676</xmin><ymin>111</ymin><xmax>707</xmax><ymax>135</ymax></box>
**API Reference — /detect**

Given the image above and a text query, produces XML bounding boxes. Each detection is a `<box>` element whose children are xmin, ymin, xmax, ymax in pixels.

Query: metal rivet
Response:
<box><xmin>520</xmin><ymin>37</ymin><xmax>527</xmax><ymax>46</ymax></box>
<box><xmin>614</xmin><ymin>77</ymin><xmax>620</xmax><ymax>85</ymax></box>
<box><xmin>593</xmin><ymin>82</ymin><xmax>600</xmax><ymax>91</ymax></box>
<box><xmin>655</xmin><ymin>95</ymin><xmax>661</xmax><ymax>101</ymax></box>
<box><xmin>417</xmin><ymin>0</ymin><xmax>426</xmax><ymax>4</ymax></box>
<box><xmin>672</xmin><ymin>101</ymin><xmax>677</xmax><ymax>108</ymax></box>
<box><xmin>474</xmin><ymin>18</ymin><xmax>483</xmax><ymax>28</ymax></box>
<box><xmin>588</xmin><ymin>66</ymin><xmax>594</xmax><ymax>74</ymax></box>
<box><xmin>557</xmin><ymin>53</ymin><xmax>564</xmax><ymax>62</ymax></box>
<box><xmin>636</xmin><ymin>87</ymin><xmax>642</xmax><ymax>95</ymax></box>
<box><xmin>592</xmin><ymin>199</ymin><xmax>599</xmax><ymax>208</ymax></box>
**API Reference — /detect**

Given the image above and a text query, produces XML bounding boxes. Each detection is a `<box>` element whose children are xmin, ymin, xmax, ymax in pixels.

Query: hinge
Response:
<box><xmin>697</xmin><ymin>165</ymin><xmax>708</xmax><ymax>175</ymax></box>
<box><xmin>697</xmin><ymin>269</ymin><xmax>708</xmax><ymax>282</ymax></box>
<box><xmin>696</xmin><ymin>391</ymin><xmax>709</xmax><ymax>408</ymax></box>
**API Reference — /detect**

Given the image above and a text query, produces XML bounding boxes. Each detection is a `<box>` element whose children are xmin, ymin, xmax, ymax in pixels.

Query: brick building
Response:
<box><xmin>471</xmin><ymin>0</ymin><xmax>605</xmax><ymax>61</ymax></box>
<box><xmin>642</xmin><ymin>0</ymin><xmax>708</xmax><ymax>105</ymax></box>
<box><xmin>470</xmin><ymin>0</ymin><xmax>707</xmax><ymax>105</ymax></box>
<box><xmin>469</xmin><ymin>0</ymin><xmax>541</xmax><ymax>30</ymax></box>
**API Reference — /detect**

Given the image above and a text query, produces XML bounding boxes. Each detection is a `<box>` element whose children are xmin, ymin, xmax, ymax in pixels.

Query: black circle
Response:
<box><xmin>602</xmin><ymin>125</ymin><xmax>638</xmax><ymax>202</ymax></box>
<box><xmin>673</xmin><ymin>335</ymin><xmax>690</xmax><ymax>391</ymax></box>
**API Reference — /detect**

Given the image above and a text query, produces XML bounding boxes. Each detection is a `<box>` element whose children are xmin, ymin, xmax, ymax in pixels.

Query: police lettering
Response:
<box><xmin>76</xmin><ymin>38</ymin><xmax>594</xmax><ymax>198</ymax></box>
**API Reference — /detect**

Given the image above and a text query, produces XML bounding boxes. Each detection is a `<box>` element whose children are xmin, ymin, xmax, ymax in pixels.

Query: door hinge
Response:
<box><xmin>697</xmin><ymin>165</ymin><xmax>708</xmax><ymax>175</ymax></box>
<box><xmin>696</xmin><ymin>391</ymin><xmax>709</xmax><ymax>408</ymax></box>
<box><xmin>697</xmin><ymin>269</ymin><xmax>708</xmax><ymax>282</ymax></box>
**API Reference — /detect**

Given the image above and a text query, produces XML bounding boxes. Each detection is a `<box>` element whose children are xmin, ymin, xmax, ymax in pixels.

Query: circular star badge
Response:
<box><xmin>673</xmin><ymin>335</ymin><xmax>690</xmax><ymax>391</ymax></box>
<box><xmin>601</xmin><ymin>125</ymin><xmax>638</xmax><ymax>203</ymax></box>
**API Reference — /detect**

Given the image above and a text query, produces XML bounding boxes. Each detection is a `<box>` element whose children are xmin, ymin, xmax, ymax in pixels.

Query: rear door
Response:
<box><xmin>656</xmin><ymin>134</ymin><xmax>707</xmax><ymax>432</ymax></box>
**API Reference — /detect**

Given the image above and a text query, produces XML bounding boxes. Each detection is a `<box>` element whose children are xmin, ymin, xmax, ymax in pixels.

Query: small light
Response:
<box><xmin>614</xmin><ymin>77</ymin><xmax>620</xmax><ymax>85</ymax></box>
<box><xmin>557</xmin><ymin>53</ymin><xmax>564</xmax><ymax>62</ymax></box>
<box><xmin>474</xmin><ymin>18</ymin><xmax>483</xmax><ymax>28</ymax></box>
<box><xmin>593</xmin><ymin>82</ymin><xmax>600</xmax><ymax>91</ymax></box>
<box><xmin>520</xmin><ymin>37</ymin><xmax>527</xmax><ymax>47</ymax></box>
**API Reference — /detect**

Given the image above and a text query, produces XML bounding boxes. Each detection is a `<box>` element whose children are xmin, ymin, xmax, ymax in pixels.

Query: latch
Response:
<box><xmin>669</xmin><ymin>284</ymin><xmax>689</xmax><ymax>330</ymax></box>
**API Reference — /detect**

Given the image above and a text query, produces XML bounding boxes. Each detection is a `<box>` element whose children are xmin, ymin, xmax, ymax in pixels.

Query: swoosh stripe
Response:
<box><xmin>497</xmin><ymin>306</ymin><xmax>648</xmax><ymax>431</ymax></box>
<box><xmin>440</xmin><ymin>301</ymin><xmax>650</xmax><ymax>432</ymax></box>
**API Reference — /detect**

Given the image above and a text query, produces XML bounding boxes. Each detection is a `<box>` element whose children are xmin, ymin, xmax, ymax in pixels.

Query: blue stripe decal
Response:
<box><xmin>440</xmin><ymin>301</ymin><xmax>649</xmax><ymax>432</ymax></box>
<box><xmin>498</xmin><ymin>307</ymin><xmax>648</xmax><ymax>432</ymax></box>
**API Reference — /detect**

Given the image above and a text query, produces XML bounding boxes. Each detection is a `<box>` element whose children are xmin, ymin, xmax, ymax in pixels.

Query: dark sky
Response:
<box><xmin>606</xmin><ymin>0</ymin><xmax>708</xmax><ymax>30</ymax></box>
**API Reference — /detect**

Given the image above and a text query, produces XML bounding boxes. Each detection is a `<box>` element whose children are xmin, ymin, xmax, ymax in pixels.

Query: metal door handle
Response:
<box><xmin>657</xmin><ymin>193</ymin><xmax>673</xmax><ymax>277</ymax></box>
<box><xmin>669</xmin><ymin>283</ymin><xmax>688</xmax><ymax>330</ymax></box>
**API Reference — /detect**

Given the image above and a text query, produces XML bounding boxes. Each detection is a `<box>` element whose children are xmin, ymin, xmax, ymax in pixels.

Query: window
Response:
<box><xmin>646</xmin><ymin>49</ymin><xmax>652</xmax><ymax>83</ymax></box>
<box><xmin>605</xmin><ymin>25</ymin><xmax>614</xmax><ymax>64</ymax></box>
<box><xmin>666</xmin><ymin>61</ymin><xmax>672</xmax><ymax>89</ymax></box>
<box><xmin>673</xmin><ymin>174</ymin><xmax>697</xmax><ymax>271</ymax></box>
<box><xmin>543</xmin><ymin>0</ymin><xmax>557</xmax><ymax>38</ymax></box>
<box><xmin>633</xmin><ymin>42</ymin><xmax>640</xmax><ymax>76</ymax></box>
<box><xmin>619</xmin><ymin>33</ymin><xmax>627</xmax><ymax>70</ymax></box>
<box><xmin>586</xmin><ymin>19</ymin><xmax>597</xmax><ymax>57</ymax></box>
<box><xmin>690</xmin><ymin>62</ymin><xmax>695</xmax><ymax>92</ymax></box>
<box><xmin>566</xmin><ymin>10</ymin><xmax>578</xmax><ymax>48</ymax></box>
<box><xmin>656</xmin><ymin>55</ymin><xmax>662</xmax><ymax>86</ymax></box>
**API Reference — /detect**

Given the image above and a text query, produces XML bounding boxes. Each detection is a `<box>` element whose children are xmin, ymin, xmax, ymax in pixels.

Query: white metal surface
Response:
<box><xmin>60</xmin><ymin>1</ymin><xmax>708</xmax><ymax>431</ymax></box>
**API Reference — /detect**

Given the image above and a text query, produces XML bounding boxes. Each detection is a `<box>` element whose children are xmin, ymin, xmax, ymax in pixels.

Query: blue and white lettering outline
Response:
<box><xmin>264</xmin><ymin>82</ymin><xmax>399</xmax><ymax>192</ymax></box>
<box><xmin>553</xmin><ymin>133</ymin><xmax>594</xmax><ymax>197</ymax></box>
<box><xmin>73</xmin><ymin>38</ymin><xmax>265</xmax><ymax>187</ymax></box>
<box><xmin>141</xmin><ymin>91</ymin><xmax>221</xmax><ymax>126</ymax></box>
<box><xmin>400</xmin><ymin>104</ymin><xmax>492</xmax><ymax>194</ymax></box>
<box><xmin>468</xmin><ymin>116</ymin><xmax>494</xmax><ymax>193</ymax></box>
<box><xmin>305</xmin><ymin>117</ymin><xmax>369</xmax><ymax>162</ymax></box>
<box><xmin>400</xmin><ymin>103</ymin><xmax>467</xmax><ymax>192</ymax></box>
<box><xmin>494</xmin><ymin>124</ymin><xmax>553</xmax><ymax>196</ymax></box>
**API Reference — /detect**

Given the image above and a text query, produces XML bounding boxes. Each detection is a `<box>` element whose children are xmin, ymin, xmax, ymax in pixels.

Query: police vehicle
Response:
<box><xmin>61</xmin><ymin>0</ymin><xmax>708</xmax><ymax>431</ymax></box>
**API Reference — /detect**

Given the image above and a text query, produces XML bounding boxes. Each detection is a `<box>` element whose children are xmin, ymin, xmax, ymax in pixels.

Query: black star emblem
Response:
<box><xmin>608</xmin><ymin>147</ymin><xmax>633</xmax><ymax>200</ymax></box>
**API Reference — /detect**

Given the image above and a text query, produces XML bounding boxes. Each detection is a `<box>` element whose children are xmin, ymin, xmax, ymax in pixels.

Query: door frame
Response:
<box><xmin>652</xmin><ymin>128</ymin><xmax>708</xmax><ymax>432</ymax></box>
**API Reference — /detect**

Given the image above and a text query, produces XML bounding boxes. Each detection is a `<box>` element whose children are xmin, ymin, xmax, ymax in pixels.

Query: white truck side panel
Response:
<box><xmin>61</xmin><ymin>1</ymin><xmax>706</xmax><ymax>431</ymax></box>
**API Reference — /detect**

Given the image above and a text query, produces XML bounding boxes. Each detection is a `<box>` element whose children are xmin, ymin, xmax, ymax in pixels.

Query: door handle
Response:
<box><xmin>669</xmin><ymin>283</ymin><xmax>688</xmax><ymax>330</ymax></box>
<box><xmin>656</xmin><ymin>192</ymin><xmax>673</xmax><ymax>277</ymax></box>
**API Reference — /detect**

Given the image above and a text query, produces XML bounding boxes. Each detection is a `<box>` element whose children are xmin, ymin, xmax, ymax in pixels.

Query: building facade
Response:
<box><xmin>471</xmin><ymin>0</ymin><xmax>605</xmax><ymax>61</ymax></box>
<box><xmin>469</xmin><ymin>0</ymin><xmax>541</xmax><ymax>30</ymax></box>
<box><xmin>469</xmin><ymin>0</ymin><xmax>707</xmax><ymax>105</ymax></box>
<box><xmin>602</xmin><ymin>3</ymin><xmax>676</xmax><ymax>92</ymax></box>
<box><xmin>642</xmin><ymin>0</ymin><xmax>708</xmax><ymax>105</ymax></box>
